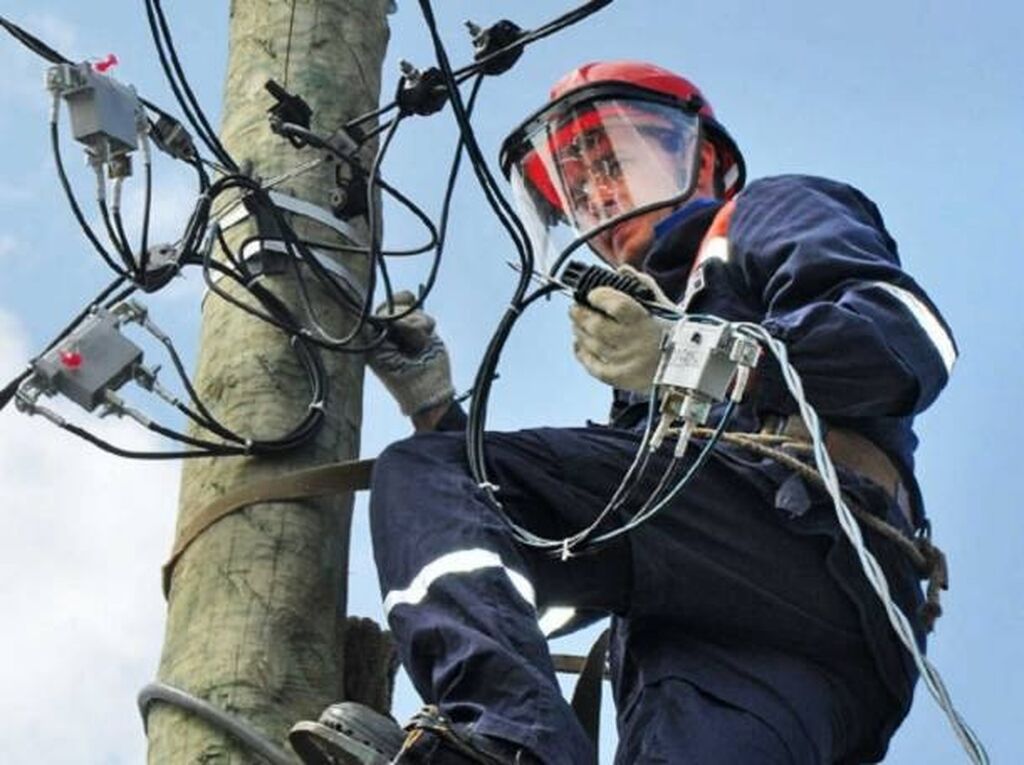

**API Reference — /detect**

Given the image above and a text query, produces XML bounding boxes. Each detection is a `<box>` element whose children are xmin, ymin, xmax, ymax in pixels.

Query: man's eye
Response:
<box><xmin>569</xmin><ymin>183</ymin><xmax>591</xmax><ymax>209</ymax></box>
<box><xmin>601</xmin><ymin>157</ymin><xmax>622</xmax><ymax>179</ymax></box>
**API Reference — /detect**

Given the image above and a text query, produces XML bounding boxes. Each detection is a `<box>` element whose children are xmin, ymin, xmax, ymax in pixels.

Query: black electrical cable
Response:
<box><xmin>143</xmin><ymin>321</ymin><xmax>245</xmax><ymax>443</ymax></box>
<box><xmin>451</xmin><ymin>1</ymin><xmax>613</xmax><ymax>84</ymax></box>
<box><xmin>50</xmin><ymin>119</ymin><xmax>131</xmax><ymax>278</ymax></box>
<box><xmin>111</xmin><ymin>199</ymin><xmax>137</xmax><ymax>273</ymax></box>
<box><xmin>418</xmin><ymin>0</ymin><xmax>543</xmax><ymax>508</ymax></box>
<box><xmin>343</xmin><ymin>101</ymin><xmax>400</xmax><ymax>134</ymax></box>
<box><xmin>150</xmin><ymin>0</ymin><xmax>231</xmax><ymax>162</ymax></box>
<box><xmin>270</xmin><ymin>92</ymin><xmax>476</xmax><ymax>338</ymax></box>
<box><xmin>275</xmin><ymin>122</ymin><xmax>442</xmax><ymax>260</ymax></box>
<box><xmin>210</xmin><ymin>173</ymin><xmax>366</xmax><ymax>319</ymax></box>
<box><xmin>400</xmin><ymin>74</ymin><xmax>482</xmax><ymax>316</ymax></box>
<box><xmin>147</xmin><ymin>0</ymin><xmax>236</xmax><ymax>170</ymax></box>
<box><xmin>139</xmin><ymin>153</ymin><xmax>154</xmax><ymax>277</ymax></box>
<box><xmin>338</xmin><ymin>1</ymin><xmax>613</xmax><ymax>134</ymax></box>
<box><xmin>367</xmin><ymin>102</ymin><xmax>402</xmax><ymax>312</ymax></box>
<box><xmin>417</xmin><ymin>0</ymin><xmax>534</xmax><ymax>281</ymax></box>
<box><xmin>58</xmin><ymin>420</ymin><xmax>236</xmax><ymax>460</ymax></box>
<box><xmin>0</xmin><ymin>15</ymin><xmax>70</xmax><ymax>63</ymax></box>
<box><xmin>143</xmin><ymin>0</ymin><xmax>236</xmax><ymax>171</ymax></box>
<box><xmin>277</xmin><ymin>111</ymin><xmax>405</xmax><ymax>345</ymax></box>
<box><xmin>97</xmin><ymin>196</ymin><xmax>136</xmax><ymax>275</ymax></box>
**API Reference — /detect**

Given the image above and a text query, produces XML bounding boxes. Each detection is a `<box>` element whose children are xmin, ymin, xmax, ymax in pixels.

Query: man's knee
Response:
<box><xmin>373</xmin><ymin>431</ymin><xmax>465</xmax><ymax>486</ymax></box>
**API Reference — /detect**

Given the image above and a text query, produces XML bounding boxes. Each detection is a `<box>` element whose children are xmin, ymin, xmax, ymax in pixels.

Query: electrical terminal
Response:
<box><xmin>133</xmin><ymin>363</ymin><xmax>180</xmax><ymax>408</ymax></box>
<box><xmin>651</xmin><ymin>319</ymin><xmax>762</xmax><ymax>454</ymax></box>
<box><xmin>101</xmin><ymin>388</ymin><xmax>152</xmax><ymax>427</ymax></box>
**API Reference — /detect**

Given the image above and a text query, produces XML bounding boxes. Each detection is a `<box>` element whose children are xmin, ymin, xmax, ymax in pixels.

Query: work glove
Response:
<box><xmin>569</xmin><ymin>265</ymin><xmax>675</xmax><ymax>392</ymax></box>
<box><xmin>366</xmin><ymin>291</ymin><xmax>454</xmax><ymax>416</ymax></box>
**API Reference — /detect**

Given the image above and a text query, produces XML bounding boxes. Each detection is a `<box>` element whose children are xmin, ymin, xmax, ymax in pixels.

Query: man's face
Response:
<box><xmin>560</xmin><ymin>133</ymin><xmax>718</xmax><ymax>268</ymax></box>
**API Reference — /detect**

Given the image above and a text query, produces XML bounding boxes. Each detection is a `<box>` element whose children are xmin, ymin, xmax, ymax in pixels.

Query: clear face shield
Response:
<box><xmin>501</xmin><ymin>86</ymin><xmax>702</xmax><ymax>275</ymax></box>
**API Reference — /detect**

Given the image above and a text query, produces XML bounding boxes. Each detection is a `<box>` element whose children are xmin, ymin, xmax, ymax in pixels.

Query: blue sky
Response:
<box><xmin>0</xmin><ymin>1</ymin><xmax>1020</xmax><ymax>762</ymax></box>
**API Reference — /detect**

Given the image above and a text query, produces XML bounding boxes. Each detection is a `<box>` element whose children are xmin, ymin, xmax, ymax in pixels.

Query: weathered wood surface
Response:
<box><xmin>148</xmin><ymin>2</ymin><xmax>392</xmax><ymax>761</ymax></box>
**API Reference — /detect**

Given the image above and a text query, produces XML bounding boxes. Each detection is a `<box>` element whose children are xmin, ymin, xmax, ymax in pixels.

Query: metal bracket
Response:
<box><xmin>201</xmin><ymin>238</ymin><xmax>367</xmax><ymax>310</ymax></box>
<box><xmin>216</xmin><ymin>189</ymin><xmax>366</xmax><ymax>248</ymax></box>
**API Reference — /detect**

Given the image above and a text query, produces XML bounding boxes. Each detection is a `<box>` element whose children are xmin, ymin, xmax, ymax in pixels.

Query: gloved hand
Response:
<box><xmin>569</xmin><ymin>265</ymin><xmax>675</xmax><ymax>392</ymax></box>
<box><xmin>367</xmin><ymin>291</ymin><xmax>454</xmax><ymax>417</ymax></box>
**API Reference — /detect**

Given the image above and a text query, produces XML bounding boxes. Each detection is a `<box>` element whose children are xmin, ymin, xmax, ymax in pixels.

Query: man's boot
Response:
<box><xmin>290</xmin><ymin>703</ymin><xmax>539</xmax><ymax>764</ymax></box>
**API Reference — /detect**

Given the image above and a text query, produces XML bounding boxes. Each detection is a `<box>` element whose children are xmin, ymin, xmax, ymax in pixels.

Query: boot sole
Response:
<box><xmin>290</xmin><ymin>713</ymin><xmax>404</xmax><ymax>765</ymax></box>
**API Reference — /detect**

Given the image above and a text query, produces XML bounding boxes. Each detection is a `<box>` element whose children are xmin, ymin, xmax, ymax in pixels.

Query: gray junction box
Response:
<box><xmin>47</xmin><ymin>63</ymin><xmax>142</xmax><ymax>162</ymax></box>
<box><xmin>33</xmin><ymin>309</ymin><xmax>143</xmax><ymax>412</ymax></box>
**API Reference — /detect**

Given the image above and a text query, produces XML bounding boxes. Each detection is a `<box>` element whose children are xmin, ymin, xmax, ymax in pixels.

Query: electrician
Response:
<box><xmin>293</xmin><ymin>61</ymin><xmax>956</xmax><ymax>764</ymax></box>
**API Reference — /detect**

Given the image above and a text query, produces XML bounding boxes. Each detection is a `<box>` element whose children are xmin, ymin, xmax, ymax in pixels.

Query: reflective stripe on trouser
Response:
<box><xmin>369</xmin><ymin>427</ymin><xmax>919</xmax><ymax>764</ymax></box>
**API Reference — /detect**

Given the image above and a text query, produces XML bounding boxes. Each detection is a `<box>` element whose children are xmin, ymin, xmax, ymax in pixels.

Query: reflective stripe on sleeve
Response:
<box><xmin>538</xmin><ymin>606</ymin><xmax>577</xmax><ymax>637</ymax></box>
<box><xmin>868</xmin><ymin>281</ymin><xmax>958</xmax><ymax>374</ymax></box>
<box><xmin>383</xmin><ymin>548</ymin><xmax>536</xmax><ymax>618</ymax></box>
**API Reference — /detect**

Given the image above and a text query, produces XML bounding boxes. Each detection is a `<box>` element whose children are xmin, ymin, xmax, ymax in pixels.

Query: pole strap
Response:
<box><xmin>162</xmin><ymin>458</ymin><xmax>375</xmax><ymax>598</ymax></box>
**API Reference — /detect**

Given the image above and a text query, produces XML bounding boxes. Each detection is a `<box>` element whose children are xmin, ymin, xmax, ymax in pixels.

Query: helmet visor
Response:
<box><xmin>503</xmin><ymin>90</ymin><xmax>700</xmax><ymax>274</ymax></box>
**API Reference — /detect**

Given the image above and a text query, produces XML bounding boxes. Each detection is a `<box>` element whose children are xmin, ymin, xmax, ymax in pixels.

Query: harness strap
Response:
<box><xmin>568</xmin><ymin>627</ymin><xmax>610</xmax><ymax>765</ymax></box>
<box><xmin>162</xmin><ymin>458</ymin><xmax>375</xmax><ymax>597</ymax></box>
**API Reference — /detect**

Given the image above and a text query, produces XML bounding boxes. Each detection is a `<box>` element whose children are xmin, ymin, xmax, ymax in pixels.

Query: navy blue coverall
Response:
<box><xmin>369</xmin><ymin>176</ymin><xmax>957</xmax><ymax>764</ymax></box>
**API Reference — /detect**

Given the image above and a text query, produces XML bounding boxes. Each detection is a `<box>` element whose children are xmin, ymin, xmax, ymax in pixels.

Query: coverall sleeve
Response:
<box><xmin>731</xmin><ymin>176</ymin><xmax>957</xmax><ymax>418</ymax></box>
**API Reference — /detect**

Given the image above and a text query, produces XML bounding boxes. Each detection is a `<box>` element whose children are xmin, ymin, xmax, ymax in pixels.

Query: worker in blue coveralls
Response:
<box><xmin>291</xmin><ymin>61</ymin><xmax>957</xmax><ymax>764</ymax></box>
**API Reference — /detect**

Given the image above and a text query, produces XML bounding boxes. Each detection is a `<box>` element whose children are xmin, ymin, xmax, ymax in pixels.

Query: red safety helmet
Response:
<box><xmin>500</xmin><ymin>61</ymin><xmax>745</xmax><ymax>270</ymax></box>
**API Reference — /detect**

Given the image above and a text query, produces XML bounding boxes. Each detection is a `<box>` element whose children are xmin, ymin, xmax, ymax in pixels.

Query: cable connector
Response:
<box><xmin>328</xmin><ymin>175</ymin><xmax>368</xmax><ymax>221</ymax></box>
<box><xmin>266</xmin><ymin>79</ymin><xmax>312</xmax><ymax>131</ymax></box>
<box><xmin>149</xmin><ymin>113</ymin><xmax>197</xmax><ymax>161</ymax></box>
<box><xmin>396</xmin><ymin>61</ymin><xmax>448</xmax><ymax>116</ymax></box>
<box><xmin>465</xmin><ymin>19</ymin><xmax>525</xmax><ymax>76</ymax></box>
<box><xmin>138</xmin><ymin>243</ymin><xmax>182</xmax><ymax>293</ymax></box>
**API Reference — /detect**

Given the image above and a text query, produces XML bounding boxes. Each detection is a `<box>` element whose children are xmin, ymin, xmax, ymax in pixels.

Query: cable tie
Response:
<box><xmin>244</xmin><ymin>439</ymin><xmax>254</xmax><ymax>455</ymax></box>
<box><xmin>506</xmin><ymin>302</ymin><xmax>522</xmax><ymax>316</ymax></box>
<box><xmin>477</xmin><ymin>480</ymin><xmax>501</xmax><ymax>493</ymax></box>
<box><xmin>308</xmin><ymin>399</ymin><xmax>325</xmax><ymax>412</ymax></box>
<box><xmin>560</xmin><ymin>539</ymin><xmax>574</xmax><ymax>562</ymax></box>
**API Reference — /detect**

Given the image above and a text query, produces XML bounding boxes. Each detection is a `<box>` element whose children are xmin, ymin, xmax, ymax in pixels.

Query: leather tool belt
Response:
<box><xmin>760</xmin><ymin>415</ymin><xmax>914</xmax><ymax>527</ymax></box>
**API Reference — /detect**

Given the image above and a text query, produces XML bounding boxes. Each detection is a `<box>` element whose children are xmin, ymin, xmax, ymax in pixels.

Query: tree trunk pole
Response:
<box><xmin>148</xmin><ymin>1</ymin><xmax>391</xmax><ymax>761</ymax></box>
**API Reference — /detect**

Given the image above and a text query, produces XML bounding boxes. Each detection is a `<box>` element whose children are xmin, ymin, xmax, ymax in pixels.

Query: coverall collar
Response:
<box><xmin>643</xmin><ymin>197</ymin><xmax>724</xmax><ymax>301</ymax></box>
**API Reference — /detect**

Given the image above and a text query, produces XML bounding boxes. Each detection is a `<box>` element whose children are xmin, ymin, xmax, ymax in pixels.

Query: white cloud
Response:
<box><xmin>0</xmin><ymin>310</ymin><xmax>178</xmax><ymax>764</ymax></box>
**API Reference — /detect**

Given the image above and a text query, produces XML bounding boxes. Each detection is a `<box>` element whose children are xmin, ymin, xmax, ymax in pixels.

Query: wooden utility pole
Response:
<box><xmin>148</xmin><ymin>1</ymin><xmax>392</xmax><ymax>761</ymax></box>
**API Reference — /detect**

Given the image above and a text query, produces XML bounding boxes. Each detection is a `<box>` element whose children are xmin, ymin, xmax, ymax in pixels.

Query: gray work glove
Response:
<box><xmin>569</xmin><ymin>265</ymin><xmax>675</xmax><ymax>392</ymax></box>
<box><xmin>367</xmin><ymin>291</ymin><xmax>454</xmax><ymax>416</ymax></box>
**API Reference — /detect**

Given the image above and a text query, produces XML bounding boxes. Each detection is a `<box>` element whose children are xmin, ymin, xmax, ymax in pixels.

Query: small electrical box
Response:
<box><xmin>32</xmin><ymin>309</ymin><xmax>143</xmax><ymax>411</ymax></box>
<box><xmin>47</xmin><ymin>62</ymin><xmax>143</xmax><ymax>163</ymax></box>
<box><xmin>657</xmin><ymin>320</ymin><xmax>736</xmax><ymax>401</ymax></box>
